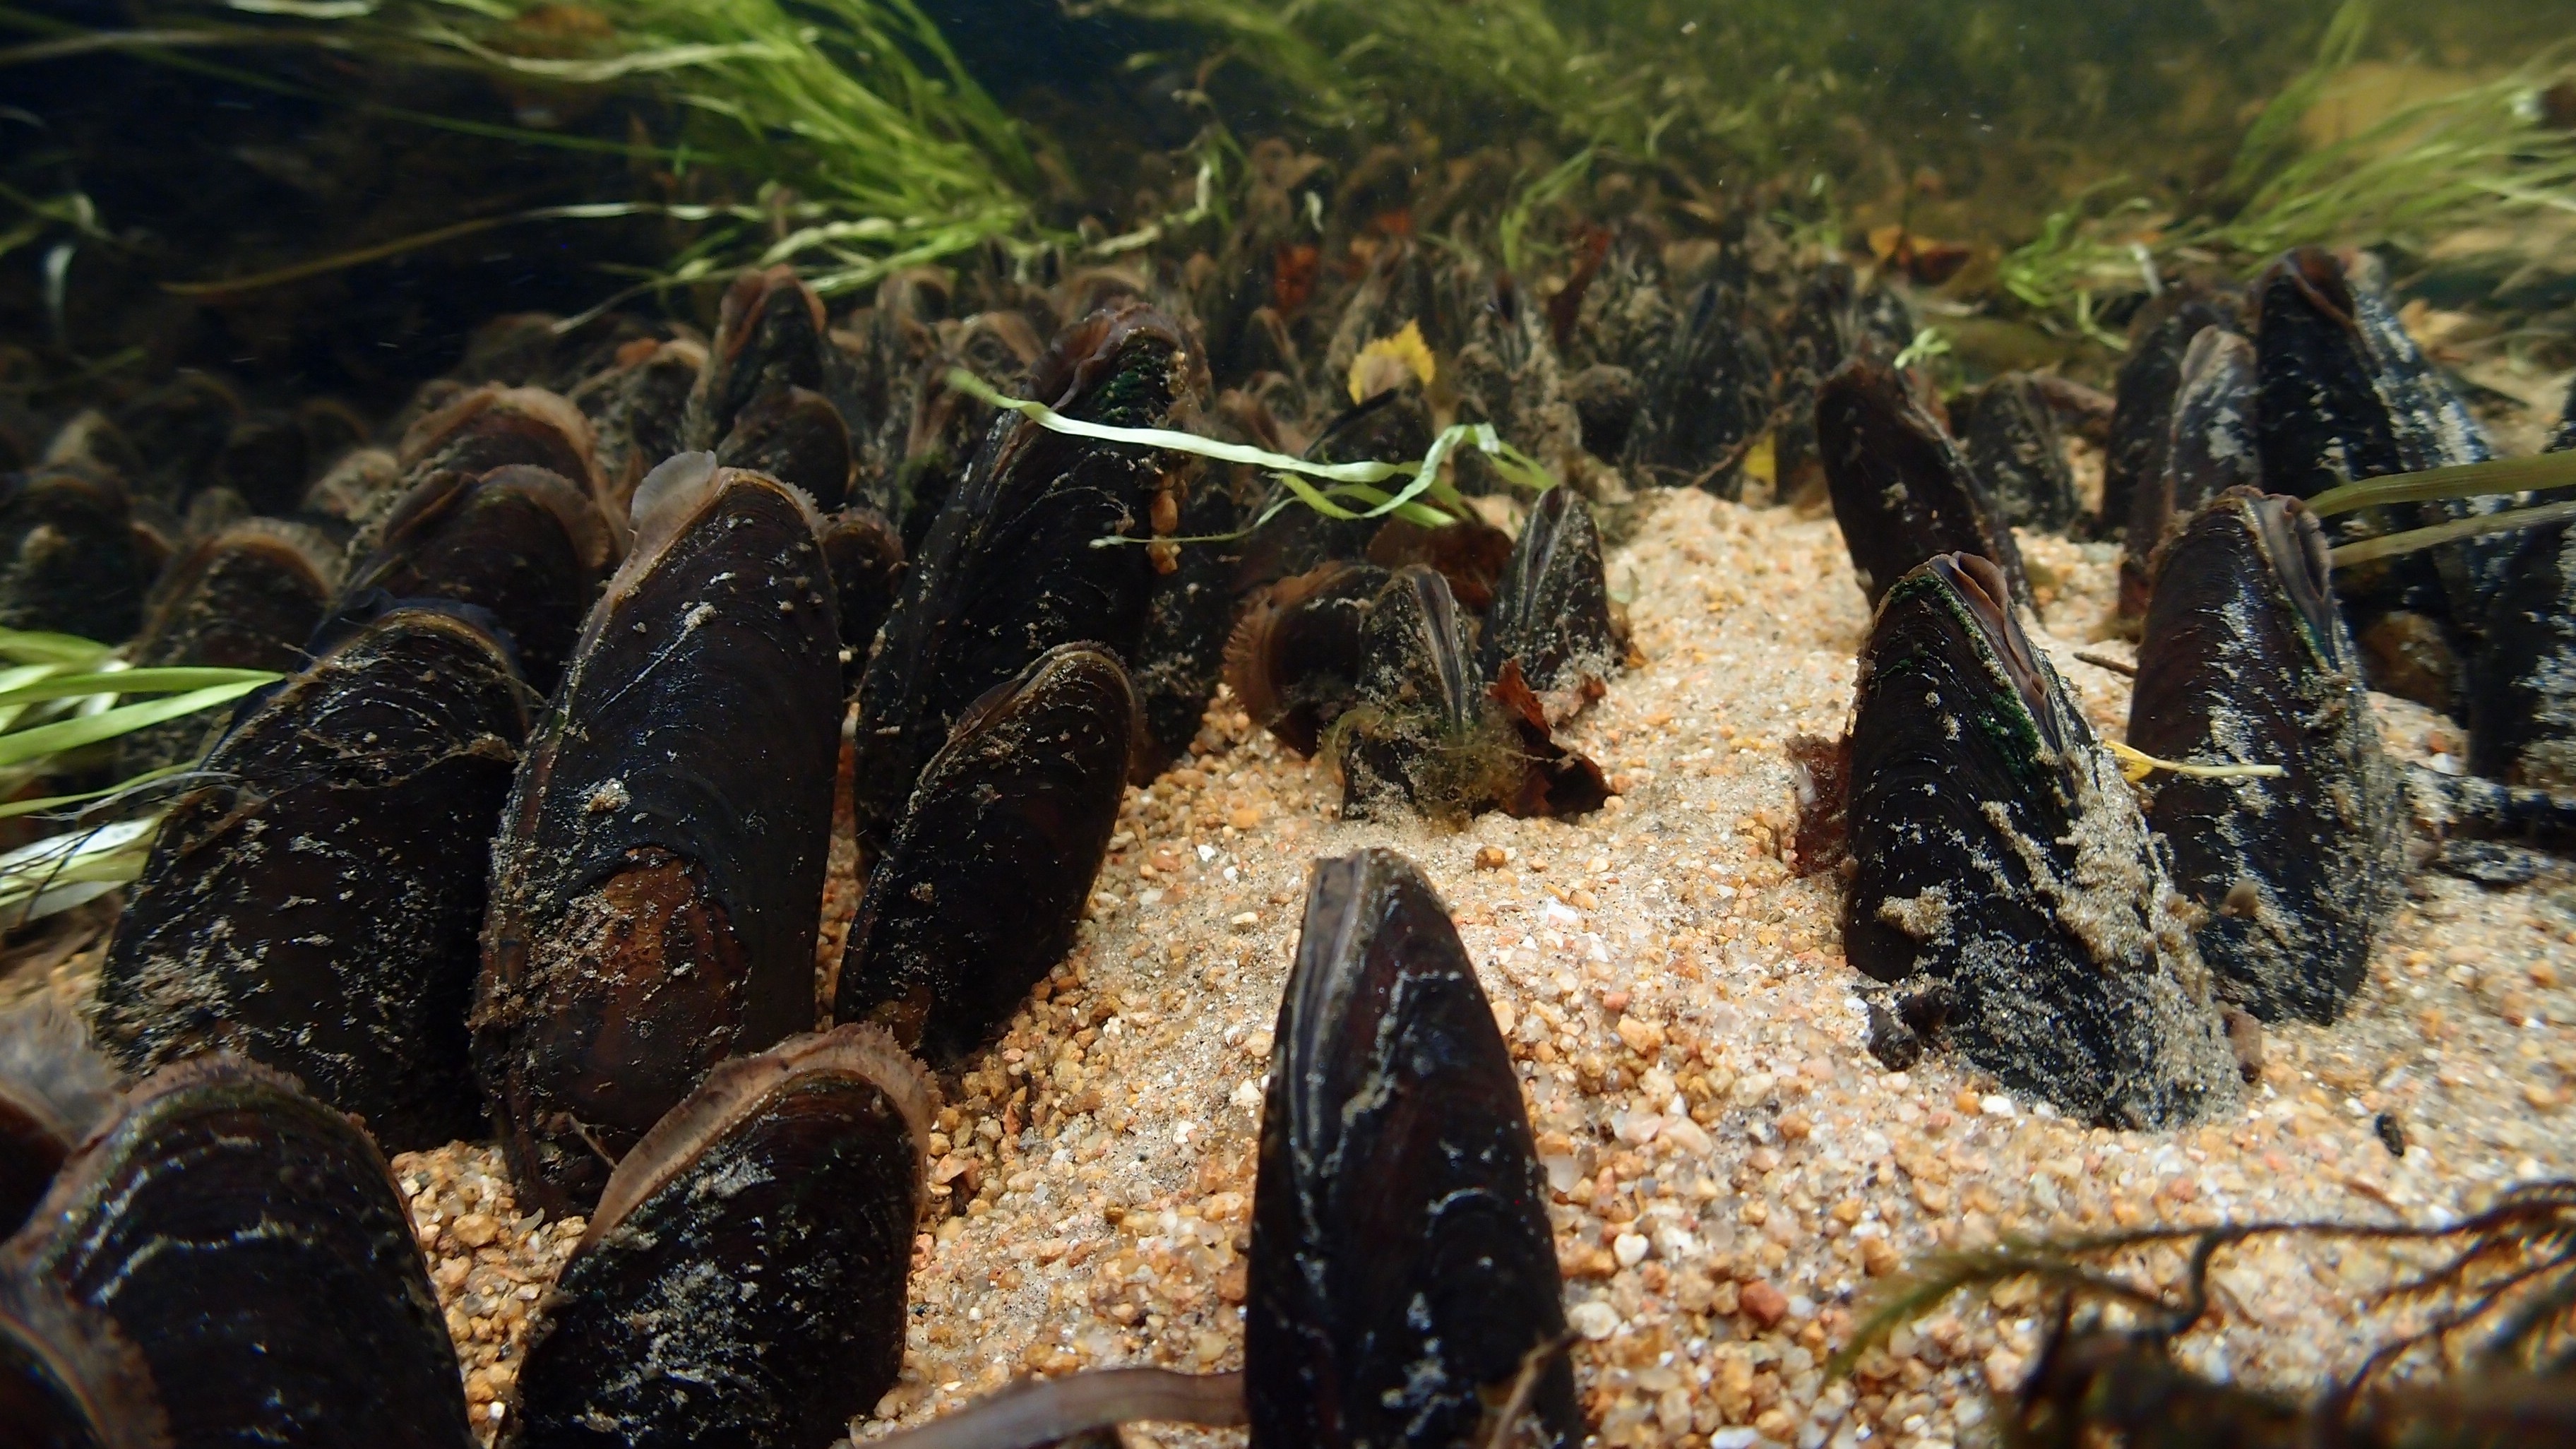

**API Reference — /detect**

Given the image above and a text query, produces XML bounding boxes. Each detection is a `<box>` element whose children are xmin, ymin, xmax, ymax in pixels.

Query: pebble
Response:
<box><xmin>1568</xmin><ymin>1301</ymin><xmax>1623</xmax><ymax>1341</ymax></box>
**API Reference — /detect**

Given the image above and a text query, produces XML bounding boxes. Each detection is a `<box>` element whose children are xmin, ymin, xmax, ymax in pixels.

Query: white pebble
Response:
<box><xmin>1614</xmin><ymin>1232</ymin><xmax>1651</xmax><ymax>1268</ymax></box>
<box><xmin>1568</xmin><ymin>1300</ymin><xmax>1621</xmax><ymax>1340</ymax></box>
<box><xmin>1979</xmin><ymin>1093</ymin><xmax>2017</xmax><ymax>1117</ymax></box>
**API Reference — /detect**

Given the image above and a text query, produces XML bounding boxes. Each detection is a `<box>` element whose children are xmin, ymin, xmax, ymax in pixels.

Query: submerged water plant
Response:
<box><xmin>2000</xmin><ymin>2</ymin><xmax>2576</xmax><ymax>331</ymax></box>
<box><xmin>1839</xmin><ymin>1180</ymin><xmax>2576</xmax><ymax>1443</ymax></box>
<box><xmin>6</xmin><ymin>0</ymin><xmax>1044</xmax><ymax>300</ymax></box>
<box><xmin>0</xmin><ymin>628</ymin><xmax>278</xmax><ymax>925</ymax></box>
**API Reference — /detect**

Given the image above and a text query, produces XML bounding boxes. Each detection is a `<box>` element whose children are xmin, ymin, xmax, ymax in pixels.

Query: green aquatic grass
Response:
<box><xmin>8</xmin><ymin>0</ymin><xmax>1044</xmax><ymax>299</ymax></box>
<box><xmin>0</xmin><ymin>629</ymin><xmax>280</xmax><ymax>926</ymax></box>
<box><xmin>2000</xmin><ymin>1</ymin><xmax>2576</xmax><ymax>331</ymax></box>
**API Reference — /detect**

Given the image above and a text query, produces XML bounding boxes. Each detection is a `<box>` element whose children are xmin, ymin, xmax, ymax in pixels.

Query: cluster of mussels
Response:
<box><xmin>0</xmin><ymin>150</ymin><xmax>2570</xmax><ymax>1441</ymax></box>
<box><xmin>1807</xmin><ymin>244</ymin><xmax>2576</xmax><ymax>1128</ymax></box>
<box><xmin>0</xmin><ymin>187</ymin><xmax>1747</xmax><ymax>1444</ymax></box>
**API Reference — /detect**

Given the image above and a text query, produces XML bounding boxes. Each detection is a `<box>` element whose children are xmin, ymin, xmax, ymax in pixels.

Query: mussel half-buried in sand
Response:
<box><xmin>1842</xmin><ymin>553</ymin><xmax>2239</xmax><ymax>1127</ymax></box>
<box><xmin>715</xmin><ymin>383</ymin><xmax>855</xmax><ymax>513</ymax></box>
<box><xmin>1961</xmin><ymin>372</ymin><xmax>2079</xmax><ymax>532</ymax></box>
<box><xmin>396</xmin><ymin>384</ymin><xmax>601</xmax><ymax>503</ymax></box>
<box><xmin>2130</xmin><ymin>491</ymin><xmax>2401</xmax><ymax>1025</ymax></box>
<box><xmin>1224</xmin><ymin>561</ymin><xmax>1388</xmax><ymax>757</ymax></box>
<box><xmin>0</xmin><ymin>460</ymin><xmax>153</xmax><ymax>643</ymax></box>
<box><xmin>852</xmin><ymin>303</ymin><xmax>1207</xmax><ymax>849</ymax></box>
<box><xmin>507</xmin><ymin>1026</ymin><xmax>928</xmax><ymax>1449</ymax></box>
<box><xmin>571</xmin><ymin>337</ymin><xmax>706</xmax><ymax>531</ymax></box>
<box><xmin>1818</xmin><ymin>357</ymin><xmax>2031</xmax><ymax>610</ymax></box>
<box><xmin>1248</xmin><ymin>849</ymin><xmax>1580</xmax><ymax>1449</ymax></box>
<box><xmin>0</xmin><ymin>1056</ymin><xmax>473</xmax><ymax>1448</ymax></box>
<box><xmin>1481</xmin><ymin>484</ymin><xmax>1621</xmax><ymax>725</ymax></box>
<box><xmin>685</xmin><ymin>266</ymin><xmax>831</xmax><ymax>456</ymax></box>
<box><xmin>1333</xmin><ymin>566</ymin><xmax>1607</xmax><ymax>823</ymax></box>
<box><xmin>835</xmin><ymin>643</ymin><xmax>1135</xmax><ymax>1064</ymax></box>
<box><xmin>94</xmin><ymin>600</ymin><xmax>530</xmax><ymax>1152</ymax></box>
<box><xmin>2101</xmin><ymin>287</ymin><xmax>2242</xmax><ymax>539</ymax></box>
<box><xmin>342</xmin><ymin>464</ymin><xmax>616</xmax><ymax>699</ymax></box>
<box><xmin>2468</xmin><ymin>414</ymin><xmax>2576</xmax><ymax>792</ymax></box>
<box><xmin>475</xmin><ymin>453</ymin><xmax>842</xmax><ymax>1217</ymax></box>
<box><xmin>114</xmin><ymin>517</ymin><xmax>340</xmax><ymax>775</ymax></box>
<box><xmin>2118</xmin><ymin>326</ymin><xmax>2261</xmax><ymax>624</ymax></box>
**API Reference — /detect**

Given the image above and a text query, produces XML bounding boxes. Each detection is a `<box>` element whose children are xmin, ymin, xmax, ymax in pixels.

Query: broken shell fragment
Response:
<box><xmin>507</xmin><ymin>1026</ymin><xmax>927</xmax><ymax>1449</ymax></box>
<box><xmin>95</xmin><ymin>603</ymin><xmax>529</xmax><ymax>1152</ymax></box>
<box><xmin>1842</xmin><ymin>553</ymin><xmax>2238</xmax><ymax>1126</ymax></box>
<box><xmin>1247</xmin><ymin>849</ymin><xmax>1578</xmax><ymax>1449</ymax></box>
<box><xmin>835</xmin><ymin>644</ymin><xmax>1135</xmax><ymax>1063</ymax></box>
<box><xmin>475</xmin><ymin>456</ymin><xmax>842</xmax><ymax>1215</ymax></box>
<box><xmin>0</xmin><ymin>1056</ymin><xmax>472</xmax><ymax>1448</ymax></box>
<box><xmin>2130</xmin><ymin>490</ymin><xmax>2400</xmax><ymax>1024</ymax></box>
<box><xmin>1818</xmin><ymin>358</ymin><xmax>2029</xmax><ymax>609</ymax></box>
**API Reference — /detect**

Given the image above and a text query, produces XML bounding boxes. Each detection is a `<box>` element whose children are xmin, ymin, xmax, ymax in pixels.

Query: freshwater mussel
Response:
<box><xmin>508</xmin><ymin>1026</ymin><xmax>927</xmax><ymax>1449</ymax></box>
<box><xmin>1818</xmin><ymin>357</ymin><xmax>2030</xmax><ymax>609</ymax></box>
<box><xmin>1</xmin><ymin>1053</ymin><xmax>472</xmax><ymax>1447</ymax></box>
<box><xmin>571</xmin><ymin>337</ymin><xmax>706</xmax><ymax>529</ymax></box>
<box><xmin>475</xmin><ymin>454</ymin><xmax>841</xmax><ymax>1215</ymax></box>
<box><xmin>852</xmin><ymin>302</ymin><xmax>1207</xmax><ymax>847</ymax></box>
<box><xmin>341</xmin><ymin>463</ymin><xmax>616</xmax><ymax>697</ymax></box>
<box><xmin>113</xmin><ymin>517</ymin><xmax>340</xmax><ymax>773</ymax></box>
<box><xmin>95</xmin><ymin>600</ymin><xmax>530</xmax><ymax>1151</ymax></box>
<box><xmin>1962</xmin><ymin>372</ymin><xmax>2079</xmax><ymax>532</ymax></box>
<box><xmin>834</xmin><ymin>643</ymin><xmax>1137</xmax><ymax>1063</ymax></box>
<box><xmin>1842</xmin><ymin>552</ymin><xmax>2239</xmax><ymax>1126</ymax></box>
<box><xmin>2118</xmin><ymin>326</ymin><xmax>2260</xmax><ymax>622</ymax></box>
<box><xmin>2129</xmin><ymin>490</ymin><xmax>2401</xmax><ymax>1023</ymax></box>
<box><xmin>2467</xmin><ymin>402</ymin><xmax>2576</xmax><ymax>792</ymax></box>
<box><xmin>1247</xmin><ymin>849</ymin><xmax>1578</xmax><ymax>1449</ymax></box>
<box><xmin>2102</xmin><ymin>287</ymin><xmax>2242</xmax><ymax>540</ymax></box>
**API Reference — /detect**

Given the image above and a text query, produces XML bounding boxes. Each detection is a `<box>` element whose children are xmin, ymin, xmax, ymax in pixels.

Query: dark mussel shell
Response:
<box><xmin>817</xmin><ymin>503</ymin><xmax>907</xmax><ymax>686</ymax></box>
<box><xmin>343</xmin><ymin>464</ymin><xmax>616</xmax><ymax>698</ymax></box>
<box><xmin>1247</xmin><ymin>849</ymin><xmax>1578</xmax><ymax>1449</ymax></box>
<box><xmin>1134</xmin><ymin>460</ymin><xmax>1255</xmax><ymax>770</ymax></box>
<box><xmin>1774</xmin><ymin>263</ymin><xmax>1916</xmax><ymax>503</ymax></box>
<box><xmin>302</xmin><ymin>446</ymin><xmax>405</xmax><ymax>530</ymax></box>
<box><xmin>2118</xmin><ymin>327</ymin><xmax>2260</xmax><ymax>622</ymax></box>
<box><xmin>109</xmin><ymin>373</ymin><xmax>240</xmax><ymax>508</ymax></box>
<box><xmin>2469</xmin><ymin>417</ymin><xmax>2576</xmax><ymax>790</ymax></box>
<box><xmin>571</xmin><ymin>338</ymin><xmax>705</xmax><ymax>530</ymax></box>
<box><xmin>686</xmin><ymin>266</ymin><xmax>830</xmax><ymax>453</ymax></box>
<box><xmin>0</xmin><ymin>1273</ymin><xmax>169</xmax><ymax>1449</ymax></box>
<box><xmin>1337</xmin><ymin>565</ymin><xmax>1501</xmax><ymax>821</ymax></box>
<box><xmin>398</xmin><ymin>385</ymin><xmax>600</xmax><ymax>501</ymax></box>
<box><xmin>1449</xmin><ymin>273</ymin><xmax>1581</xmax><ymax>491</ymax></box>
<box><xmin>1818</xmin><ymin>359</ymin><xmax>2030</xmax><ymax>609</ymax></box>
<box><xmin>1962</xmin><ymin>373</ymin><xmax>2078</xmax><ymax>531</ymax></box>
<box><xmin>95</xmin><ymin>603</ymin><xmax>529</xmax><ymax>1152</ymax></box>
<box><xmin>1481</xmin><ymin>485</ymin><xmax>1619</xmax><ymax>722</ymax></box>
<box><xmin>0</xmin><ymin>1056</ymin><xmax>472</xmax><ymax>1448</ymax></box>
<box><xmin>114</xmin><ymin>518</ymin><xmax>340</xmax><ymax>774</ymax></box>
<box><xmin>893</xmin><ymin>309</ymin><xmax>1046</xmax><ymax>548</ymax></box>
<box><xmin>475</xmin><ymin>456</ymin><xmax>841</xmax><ymax>1216</ymax></box>
<box><xmin>0</xmin><ymin>463</ymin><xmax>150</xmax><ymax>641</ymax></box>
<box><xmin>210</xmin><ymin>410</ymin><xmax>309</xmax><ymax>518</ymax></box>
<box><xmin>1363</xmin><ymin>515</ymin><xmax>1514</xmax><ymax>613</ymax></box>
<box><xmin>715</xmin><ymin>383</ymin><xmax>854</xmax><ymax>512</ymax></box>
<box><xmin>1843</xmin><ymin>553</ymin><xmax>2237</xmax><ymax>1126</ymax></box>
<box><xmin>1224</xmin><ymin>561</ymin><xmax>1389</xmax><ymax>756</ymax></box>
<box><xmin>835</xmin><ymin>644</ymin><xmax>1134</xmax><ymax>1063</ymax></box>
<box><xmin>852</xmin><ymin>304</ymin><xmax>1204</xmax><ymax>848</ymax></box>
<box><xmin>508</xmin><ymin>1027</ymin><xmax>926</xmax><ymax>1449</ymax></box>
<box><xmin>1626</xmin><ymin>278</ymin><xmax>1777</xmax><ymax>496</ymax></box>
<box><xmin>2101</xmin><ymin>289</ymin><xmax>2241</xmax><ymax>537</ymax></box>
<box><xmin>0</xmin><ymin>1001</ymin><xmax>121</xmax><ymax>1239</ymax></box>
<box><xmin>2130</xmin><ymin>491</ymin><xmax>2400</xmax><ymax>1023</ymax></box>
